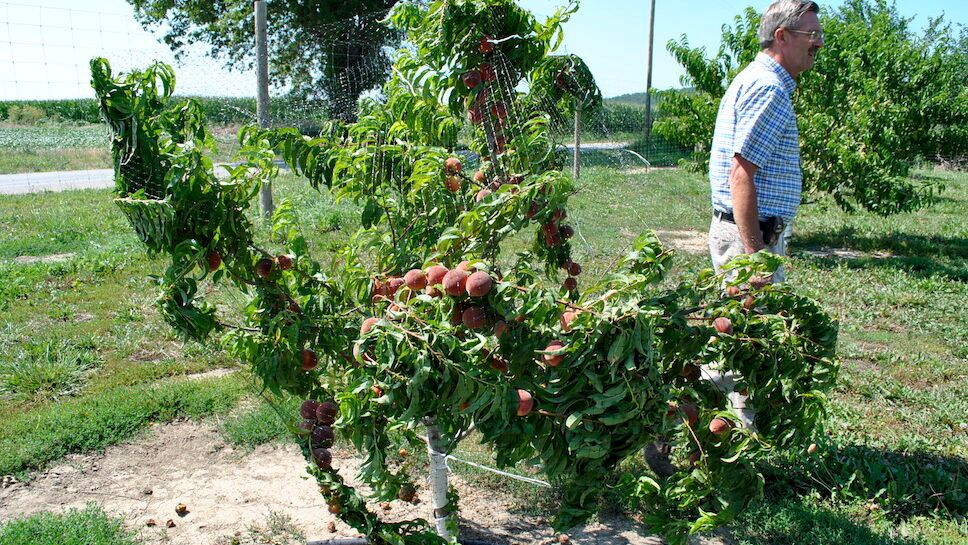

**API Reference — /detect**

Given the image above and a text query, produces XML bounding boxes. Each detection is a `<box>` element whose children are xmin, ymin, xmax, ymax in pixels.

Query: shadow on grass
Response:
<box><xmin>793</xmin><ymin>227</ymin><xmax>968</xmax><ymax>281</ymax></box>
<box><xmin>732</xmin><ymin>497</ymin><xmax>931</xmax><ymax>545</ymax></box>
<box><xmin>761</xmin><ymin>443</ymin><xmax>968</xmax><ymax>521</ymax></box>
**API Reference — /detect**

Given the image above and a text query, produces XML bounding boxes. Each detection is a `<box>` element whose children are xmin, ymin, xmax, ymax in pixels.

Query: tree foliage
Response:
<box><xmin>654</xmin><ymin>0</ymin><xmax>968</xmax><ymax>214</ymax></box>
<box><xmin>125</xmin><ymin>0</ymin><xmax>404</xmax><ymax>122</ymax></box>
<box><xmin>91</xmin><ymin>1</ymin><xmax>839</xmax><ymax>544</ymax></box>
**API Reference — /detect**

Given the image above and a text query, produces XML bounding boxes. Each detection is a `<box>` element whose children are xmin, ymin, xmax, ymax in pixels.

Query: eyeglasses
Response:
<box><xmin>786</xmin><ymin>29</ymin><xmax>824</xmax><ymax>42</ymax></box>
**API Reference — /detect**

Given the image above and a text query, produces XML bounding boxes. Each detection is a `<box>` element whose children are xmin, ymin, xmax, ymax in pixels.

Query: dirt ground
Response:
<box><xmin>0</xmin><ymin>420</ymin><xmax>732</xmax><ymax>545</ymax></box>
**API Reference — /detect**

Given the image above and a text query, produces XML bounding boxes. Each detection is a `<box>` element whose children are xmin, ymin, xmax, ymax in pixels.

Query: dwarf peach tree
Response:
<box><xmin>91</xmin><ymin>1</ymin><xmax>838</xmax><ymax>544</ymax></box>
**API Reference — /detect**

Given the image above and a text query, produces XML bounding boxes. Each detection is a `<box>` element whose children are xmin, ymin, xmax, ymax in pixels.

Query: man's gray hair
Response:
<box><xmin>758</xmin><ymin>1</ymin><xmax>820</xmax><ymax>48</ymax></box>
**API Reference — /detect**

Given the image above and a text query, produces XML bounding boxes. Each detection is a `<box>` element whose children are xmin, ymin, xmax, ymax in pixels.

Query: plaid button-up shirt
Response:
<box><xmin>709</xmin><ymin>52</ymin><xmax>802</xmax><ymax>222</ymax></box>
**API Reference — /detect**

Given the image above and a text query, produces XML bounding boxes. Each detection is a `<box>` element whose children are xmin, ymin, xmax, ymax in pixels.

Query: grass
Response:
<box><xmin>0</xmin><ymin>504</ymin><xmax>137</xmax><ymax>545</ymax></box>
<box><xmin>0</xmin><ymin>337</ymin><xmax>101</xmax><ymax>401</ymax></box>
<box><xmin>0</xmin><ymin>164</ymin><xmax>964</xmax><ymax>544</ymax></box>
<box><xmin>0</xmin><ymin>373</ymin><xmax>249</xmax><ymax>478</ymax></box>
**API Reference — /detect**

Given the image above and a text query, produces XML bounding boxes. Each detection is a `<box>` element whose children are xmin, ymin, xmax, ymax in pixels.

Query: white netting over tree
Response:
<box><xmin>84</xmin><ymin>2</ymin><xmax>839</xmax><ymax>545</ymax></box>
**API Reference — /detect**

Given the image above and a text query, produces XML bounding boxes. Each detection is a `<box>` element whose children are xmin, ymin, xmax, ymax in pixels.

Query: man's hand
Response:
<box><xmin>728</xmin><ymin>155</ymin><xmax>765</xmax><ymax>254</ymax></box>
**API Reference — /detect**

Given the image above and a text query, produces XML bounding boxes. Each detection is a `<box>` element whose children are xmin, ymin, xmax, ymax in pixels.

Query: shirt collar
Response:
<box><xmin>755</xmin><ymin>52</ymin><xmax>797</xmax><ymax>94</ymax></box>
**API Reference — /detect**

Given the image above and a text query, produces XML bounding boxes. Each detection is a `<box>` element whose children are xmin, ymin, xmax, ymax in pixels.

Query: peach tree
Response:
<box><xmin>91</xmin><ymin>1</ymin><xmax>838</xmax><ymax>543</ymax></box>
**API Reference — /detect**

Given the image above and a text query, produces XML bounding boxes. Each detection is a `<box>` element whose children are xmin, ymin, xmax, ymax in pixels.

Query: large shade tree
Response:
<box><xmin>125</xmin><ymin>0</ymin><xmax>407</xmax><ymax>122</ymax></box>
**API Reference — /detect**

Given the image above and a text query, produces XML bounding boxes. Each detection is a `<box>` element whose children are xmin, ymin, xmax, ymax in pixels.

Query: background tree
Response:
<box><xmin>126</xmin><ymin>0</ymin><xmax>406</xmax><ymax>122</ymax></box>
<box><xmin>654</xmin><ymin>0</ymin><xmax>968</xmax><ymax>214</ymax></box>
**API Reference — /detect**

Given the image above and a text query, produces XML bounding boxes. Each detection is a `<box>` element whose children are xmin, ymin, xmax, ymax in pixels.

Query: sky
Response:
<box><xmin>0</xmin><ymin>0</ymin><xmax>964</xmax><ymax>101</ymax></box>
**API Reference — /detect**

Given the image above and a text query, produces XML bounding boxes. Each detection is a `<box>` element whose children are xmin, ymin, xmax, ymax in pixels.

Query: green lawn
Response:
<box><xmin>0</xmin><ymin>166</ymin><xmax>964</xmax><ymax>544</ymax></box>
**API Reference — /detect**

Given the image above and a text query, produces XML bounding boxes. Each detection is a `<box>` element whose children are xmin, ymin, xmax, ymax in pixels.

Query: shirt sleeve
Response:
<box><xmin>732</xmin><ymin>83</ymin><xmax>790</xmax><ymax>168</ymax></box>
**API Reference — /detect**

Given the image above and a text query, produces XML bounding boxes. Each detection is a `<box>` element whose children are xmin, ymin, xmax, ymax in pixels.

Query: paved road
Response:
<box><xmin>0</xmin><ymin>168</ymin><xmax>115</xmax><ymax>195</ymax></box>
<box><xmin>0</xmin><ymin>162</ymin><xmax>287</xmax><ymax>195</ymax></box>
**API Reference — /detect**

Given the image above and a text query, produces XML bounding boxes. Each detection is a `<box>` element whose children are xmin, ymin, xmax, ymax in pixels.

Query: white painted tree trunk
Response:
<box><xmin>425</xmin><ymin>420</ymin><xmax>454</xmax><ymax>541</ymax></box>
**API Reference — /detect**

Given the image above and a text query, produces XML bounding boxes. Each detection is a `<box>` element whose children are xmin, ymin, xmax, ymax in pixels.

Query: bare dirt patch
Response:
<box><xmin>653</xmin><ymin>229</ymin><xmax>708</xmax><ymax>255</ymax></box>
<box><xmin>12</xmin><ymin>252</ymin><xmax>75</xmax><ymax>265</ymax></box>
<box><xmin>0</xmin><ymin>421</ymin><xmax>731</xmax><ymax>545</ymax></box>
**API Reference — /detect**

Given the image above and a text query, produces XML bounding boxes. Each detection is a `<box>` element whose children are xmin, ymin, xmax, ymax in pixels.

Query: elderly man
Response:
<box><xmin>708</xmin><ymin>0</ymin><xmax>824</xmax><ymax>282</ymax></box>
<box><xmin>646</xmin><ymin>1</ymin><xmax>825</xmax><ymax>478</ymax></box>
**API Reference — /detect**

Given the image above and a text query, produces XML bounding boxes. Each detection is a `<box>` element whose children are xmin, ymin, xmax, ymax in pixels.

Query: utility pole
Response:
<box><xmin>255</xmin><ymin>0</ymin><xmax>274</xmax><ymax>218</ymax></box>
<box><xmin>643</xmin><ymin>0</ymin><xmax>656</xmax><ymax>148</ymax></box>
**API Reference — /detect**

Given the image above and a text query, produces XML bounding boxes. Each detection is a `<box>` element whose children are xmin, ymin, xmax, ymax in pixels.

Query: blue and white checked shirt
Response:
<box><xmin>709</xmin><ymin>52</ymin><xmax>802</xmax><ymax>221</ymax></box>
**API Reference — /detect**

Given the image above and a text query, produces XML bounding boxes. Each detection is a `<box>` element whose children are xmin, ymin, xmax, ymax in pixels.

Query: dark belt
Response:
<box><xmin>714</xmin><ymin>209</ymin><xmax>785</xmax><ymax>246</ymax></box>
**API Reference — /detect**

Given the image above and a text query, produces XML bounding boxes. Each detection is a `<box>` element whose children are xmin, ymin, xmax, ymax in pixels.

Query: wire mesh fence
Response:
<box><xmin>0</xmin><ymin>1</ymin><xmax>688</xmax><ymax>196</ymax></box>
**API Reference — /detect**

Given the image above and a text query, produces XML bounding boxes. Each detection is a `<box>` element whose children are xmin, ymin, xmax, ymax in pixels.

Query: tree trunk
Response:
<box><xmin>425</xmin><ymin>419</ymin><xmax>454</xmax><ymax>541</ymax></box>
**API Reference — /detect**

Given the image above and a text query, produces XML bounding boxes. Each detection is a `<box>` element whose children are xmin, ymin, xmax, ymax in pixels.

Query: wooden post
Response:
<box><xmin>254</xmin><ymin>0</ymin><xmax>274</xmax><ymax>218</ymax></box>
<box><xmin>573</xmin><ymin>101</ymin><xmax>581</xmax><ymax>181</ymax></box>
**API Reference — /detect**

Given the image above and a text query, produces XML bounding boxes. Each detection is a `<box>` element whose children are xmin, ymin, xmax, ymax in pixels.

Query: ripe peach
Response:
<box><xmin>462</xmin><ymin>306</ymin><xmax>487</xmax><ymax>329</ymax></box>
<box><xmin>327</xmin><ymin>499</ymin><xmax>341</xmax><ymax>513</ymax></box>
<box><xmin>371</xmin><ymin>279</ymin><xmax>388</xmax><ymax>302</ymax></box>
<box><xmin>300</xmin><ymin>400</ymin><xmax>319</xmax><ymax>420</ymax></box>
<box><xmin>457</xmin><ymin>260</ymin><xmax>473</xmax><ymax>271</ymax></box>
<box><xmin>277</xmin><ymin>254</ymin><xmax>293</xmax><ymax>270</ymax></box>
<box><xmin>742</xmin><ymin>296</ymin><xmax>756</xmax><ymax>310</ymax></box>
<box><xmin>480</xmin><ymin>62</ymin><xmax>496</xmax><ymax>81</ymax></box>
<box><xmin>426</xmin><ymin>265</ymin><xmax>449</xmax><ymax>286</ymax></box>
<box><xmin>462</xmin><ymin>70</ymin><xmax>482</xmax><ymax>89</ymax></box>
<box><xmin>398</xmin><ymin>484</ymin><xmax>417</xmax><ymax>502</ymax></box>
<box><xmin>542</xmin><ymin>222</ymin><xmax>559</xmax><ymax>236</ymax></box>
<box><xmin>526</xmin><ymin>200</ymin><xmax>542</xmax><ymax>218</ymax></box>
<box><xmin>371</xmin><ymin>385</ymin><xmax>384</xmax><ymax>397</ymax></box>
<box><xmin>312</xmin><ymin>425</ymin><xmax>335</xmax><ymax>448</ymax></box>
<box><xmin>544</xmin><ymin>232</ymin><xmax>562</xmax><ymax>247</ymax></box>
<box><xmin>206</xmin><ymin>250</ymin><xmax>221</xmax><ymax>271</ymax></box>
<box><xmin>807</xmin><ymin>443</ymin><xmax>818</xmax><ymax>455</ymax></box>
<box><xmin>386</xmin><ymin>276</ymin><xmax>405</xmax><ymax>296</ymax></box>
<box><xmin>491</xmin><ymin>101</ymin><xmax>508</xmax><ymax>121</ymax></box>
<box><xmin>493</xmin><ymin>320</ymin><xmax>509</xmax><ymax>338</ymax></box>
<box><xmin>445</xmin><ymin>176</ymin><xmax>461</xmax><ymax>192</ymax></box>
<box><xmin>404</xmin><ymin>269</ymin><xmax>427</xmax><ymax>290</ymax></box>
<box><xmin>467</xmin><ymin>106</ymin><xmax>484</xmax><ymax>125</ymax></box>
<box><xmin>542</xmin><ymin>340</ymin><xmax>566</xmax><ymax>367</ymax></box>
<box><xmin>313</xmin><ymin>447</ymin><xmax>332</xmax><ymax>470</ymax></box>
<box><xmin>725</xmin><ymin>285</ymin><xmax>741</xmax><ymax>297</ymax></box>
<box><xmin>679</xmin><ymin>402</ymin><xmax>699</xmax><ymax>426</ymax></box>
<box><xmin>466</xmin><ymin>271</ymin><xmax>493</xmax><ymax>297</ymax></box>
<box><xmin>479</xmin><ymin>36</ymin><xmax>495</xmax><ymax>53</ymax></box>
<box><xmin>301</xmin><ymin>349</ymin><xmax>318</xmax><ymax>371</ymax></box>
<box><xmin>709</xmin><ymin>417</ymin><xmax>732</xmax><ymax>436</ymax></box>
<box><xmin>713</xmin><ymin>317</ymin><xmax>734</xmax><ymax>334</ymax></box>
<box><xmin>450</xmin><ymin>303</ymin><xmax>464</xmax><ymax>326</ymax></box>
<box><xmin>560</xmin><ymin>310</ymin><xmax>578</xmax><ymax>332</ymax></box>
<box><xmin>474</xmin><ymin>170</ymin><xmax>487</xmax><ymax>184</ymax></box>
<box><xmin>361</xmin><ymin>317</ymin><xmax>380</xmax><ymax>335</ymax></box>
<box><xmin>316</xmin><ymin>401</ymin><xmax>339</xmax><ymax>421</ymax></box>
<box><xmin>490</xmin><ymin>357</ymin><xmax>509</xmax><ymax>373</ymax></box>
<box><xmin>255</xmin><ymin>258</ymin><xmax>274</xmax><ymax>278</ymax></box>
<box><xmin>475</xmin><ymin>189</ymin><xmax>491</xmax><ymax>202</ymax></box>
<box><xmin>567</xmin><ymin>262</ymin><xmax>582</xmax><ymax>276</ymax></box>
<box><xmin>445</xmin><ymin>157</ymin><xmax>462</xmax><ymax>174</ymax></box>
<box><xmin>688</xmin><ymin>451</ymin><xmax>701</xmax><ymax>466</ymax></box>
<box><xmin>560</xmin><ymin>225</ymin><xmax>574</xmax><ymax>239</ymax></box>
<box><xmin>516</xmin><ymin>389</ymin><xmax>534</xmax><ymax>416</ymax></box>
<box><xmin>443</xmin><ymin>268</ymin><xmax>469</xmax><ymax>296</ymax></box>
<box><xmin>552</xmin><ymin>208</ymin><xmax>567</xmax><ymax>221</ymax></box>
<box><xmin>562</xmin><ymin>277</ymin><xmax>577</xmax><ymax>291</ymax></box>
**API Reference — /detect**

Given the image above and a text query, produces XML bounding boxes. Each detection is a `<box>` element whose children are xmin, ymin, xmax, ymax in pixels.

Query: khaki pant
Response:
<box><xmin>708</xmin><ymin>214</ymin><xmax>788</xmax><ymax>282</ymax></box>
